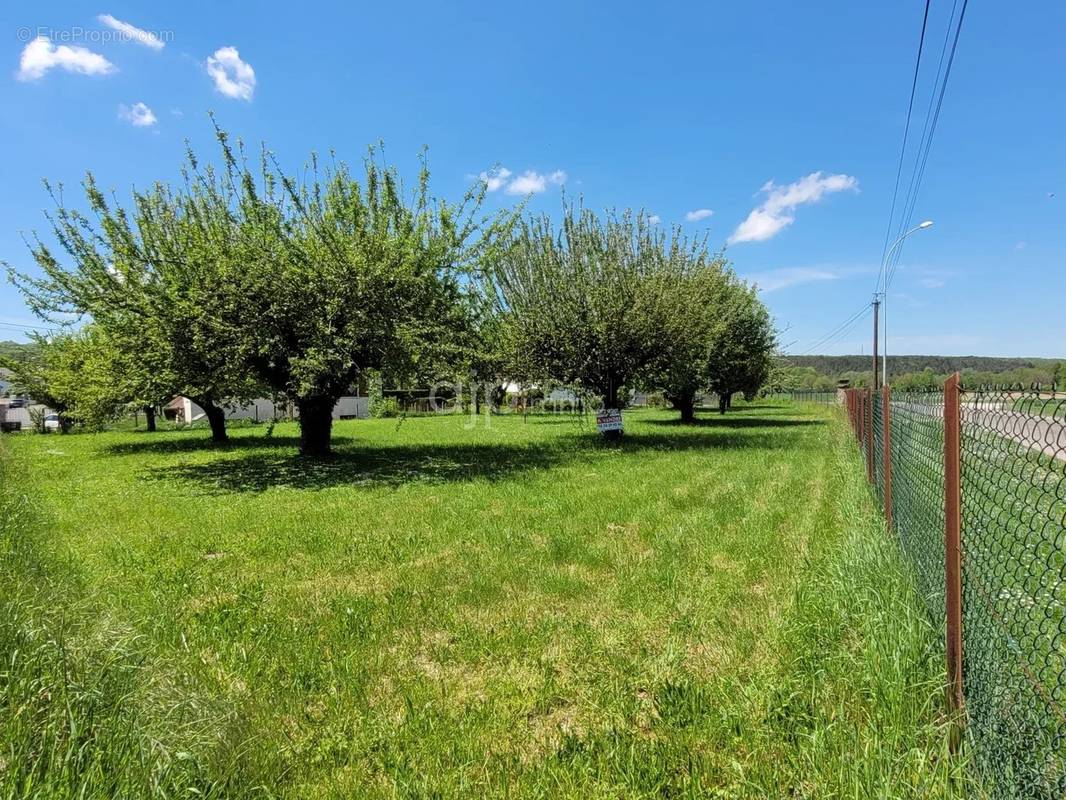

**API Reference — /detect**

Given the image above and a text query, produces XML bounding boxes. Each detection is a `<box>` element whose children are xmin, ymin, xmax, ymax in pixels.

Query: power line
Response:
<box><xmin>796</xmin><ymin>302</ymin><xmax>872</xmax><ymax>356</ymax></box>
<box><xmin>877</xmin><ymin>0</ymin><xmax>933</xmax><ymax>294</ymax></box>
<box><xmin>0</xmin><ymin>320</ymin><xmax>65</xmax><ymax>334</ymax></box>
<box><xmin>804</xmin><ymin>307</ymin><xmax>872</xmax><ymax>355</ymax></box>
<box><xmin>886</xmin><ymin>0</ymin><xmax>970</xmax><ymax>291</ymax></box>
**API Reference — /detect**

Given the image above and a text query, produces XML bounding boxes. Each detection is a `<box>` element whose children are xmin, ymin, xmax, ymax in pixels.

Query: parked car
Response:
<box><xmin>43</xmin><ymin>413</ymin><xmax>61</xmax><ymax>430</ymax></box>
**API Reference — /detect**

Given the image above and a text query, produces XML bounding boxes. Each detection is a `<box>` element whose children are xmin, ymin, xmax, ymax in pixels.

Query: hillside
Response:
<box><xmin>0</xmin><ymin>340</ymin><xmax>37</xmax><ymax>362</ymax></box>
<box><xmin>783</xmin><ymin>355</ymin><xmax>1061</xmax><ymax>376</ymax></box>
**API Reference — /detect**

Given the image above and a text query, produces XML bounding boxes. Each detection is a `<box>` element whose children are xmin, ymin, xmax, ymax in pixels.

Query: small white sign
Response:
<box><xmin>596</xmin><ymin>408</ymin><xmax>623</xmax><ymax>433</ymax></box>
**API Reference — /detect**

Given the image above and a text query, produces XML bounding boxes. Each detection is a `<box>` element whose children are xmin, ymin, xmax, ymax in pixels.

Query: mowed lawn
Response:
<box><xmin>1</xmin><ymin>405</ymin><xmax>970</xmax><ymax>798</ymax></box>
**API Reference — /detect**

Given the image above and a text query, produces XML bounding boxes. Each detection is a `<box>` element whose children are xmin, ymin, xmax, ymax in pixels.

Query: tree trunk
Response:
<box><xmin>718</xmin><ymin>392</ymin><xmax>729</xmax><ymax>415</ymax></box>
<box><xmin>297</xmin><ymin>396</ymin><xmax>335</xmax><ymax>457</ymax></box>
<box><xmin>669</xmin><ymin>391</ymin><xmax>696</xmax><ymax>423</ymax></box>
<box><xmin>143</xmin><ymin>405</ymin><xmax>157</xmax><ymax>432</ymax></box>
<box><xmin>196</xmin><ymin>397</ymin><xmax>229</xmax><ymax>442</ymax></box>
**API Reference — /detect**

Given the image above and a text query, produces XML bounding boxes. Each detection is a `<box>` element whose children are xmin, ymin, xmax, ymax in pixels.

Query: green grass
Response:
<box><xmin>1</xmin><ymin>405</ymin><xmax>974</xmax><ymax>798</ymax></box>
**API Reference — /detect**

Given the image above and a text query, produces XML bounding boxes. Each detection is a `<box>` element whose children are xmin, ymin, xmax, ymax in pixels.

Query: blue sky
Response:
<box><xmin>1</xmin><ymin>2</ymin><xmax>1063</xmax><ymax>357</ymax></box>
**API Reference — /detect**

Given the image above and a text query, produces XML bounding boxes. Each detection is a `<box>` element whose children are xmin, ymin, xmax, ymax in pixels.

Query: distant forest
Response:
<box><xmin>776</xmin><ymin>354</ymin><xmax>1065</xmax><ymax>390</ymax></box>
<box><xmin>0</xmin><ymin>340</ymin><xmax>36</xmax><ymax>362</ymax></box>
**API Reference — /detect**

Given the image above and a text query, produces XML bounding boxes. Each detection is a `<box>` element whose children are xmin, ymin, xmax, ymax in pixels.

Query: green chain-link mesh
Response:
<box><xmin>851</xmin><ymin>385</ymin><xmax>1065</xmax><ymax>798</ymax></box>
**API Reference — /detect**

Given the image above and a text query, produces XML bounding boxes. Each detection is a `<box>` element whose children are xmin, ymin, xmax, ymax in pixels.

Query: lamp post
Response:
<box><xmin>881</xmin><ymin>220</ymin><xmax>933</xmax><ymax>385</ymax></box>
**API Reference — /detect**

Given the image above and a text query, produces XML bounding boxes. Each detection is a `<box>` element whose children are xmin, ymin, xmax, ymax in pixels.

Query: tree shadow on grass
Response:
<box><xmin>645</xmin><ymin>417</ymin><xmax>826</xmax><ymax>430</ymax></box>
<box><xmin>139</xmin><ymin>428</ymin><xmax>803</xmax><ymax>494</ymax></box>
<box><xmin>104</xmin><ymin>435</ymin><xmax>302</xmax><ymax>457</ymax></box>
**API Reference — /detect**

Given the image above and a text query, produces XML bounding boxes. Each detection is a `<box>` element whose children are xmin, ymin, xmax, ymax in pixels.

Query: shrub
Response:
<box><xmin>370</xmin><ymin>396</ymin><xmax>401</xmax><ymax>418</ymax></box>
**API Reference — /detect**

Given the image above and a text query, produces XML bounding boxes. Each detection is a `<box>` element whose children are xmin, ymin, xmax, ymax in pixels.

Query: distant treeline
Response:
<box><xmin>775</xmin><ymin>355</ymin><xmax>1066</xmax><ymax>391</ymax></box>
<box><xmin>0</xmin><ymin>340</ymin><xmax>36</xmax><ymax>364</ymax></box>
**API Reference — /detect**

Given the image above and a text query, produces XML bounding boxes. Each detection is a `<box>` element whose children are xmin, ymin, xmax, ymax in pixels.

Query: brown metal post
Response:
<box><xmin>857</xmin><ymin>389</ymin><xmax>864</xmax><ymax>443</ymax></box>
<box><xmin>882</xmin><ymin>384</ymin><xmax>893</xmax><ymax>529</ymax></box>
<box><xmin>865</xmin><ymin>388</ymin><xmax>874</xmax><ymax>483</ymax></box>
<box><xmin>943</xmin><ymin>372</ymin><xmax>964</xmax><ymax>717</ymax></box>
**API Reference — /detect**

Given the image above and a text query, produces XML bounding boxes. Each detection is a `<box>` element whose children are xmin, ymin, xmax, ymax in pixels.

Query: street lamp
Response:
<box><xmin>881</xmin><ymin>220</ymin><xmax>933</xmax><ymax>385</ymax></box>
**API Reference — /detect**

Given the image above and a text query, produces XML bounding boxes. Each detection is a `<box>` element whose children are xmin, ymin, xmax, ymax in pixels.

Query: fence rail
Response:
<box><xmin>844</xmin><ymin>378</ymin><xmax>1066</xmax><ymax>799</ymax></box>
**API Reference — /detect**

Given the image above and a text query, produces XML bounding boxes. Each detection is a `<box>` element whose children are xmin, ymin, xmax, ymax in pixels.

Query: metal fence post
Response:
<box><xmin>882</xmin><ymin>384</ymin><xmax>892</xmax><ymax>529</ymax></box>
<box><xmin>865</xmin><ymin>387</ymin><xmax>874</xmax><ymax>483</ymax></box>
<box><xmin>943</xmin><ymin>372</ymin><xmax>965</xmax><ymax>718</ymax></box>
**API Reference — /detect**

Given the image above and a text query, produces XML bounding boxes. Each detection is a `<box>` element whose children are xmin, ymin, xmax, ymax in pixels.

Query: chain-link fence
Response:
<box><xmin>766</xmin><ymin>389</ymin><xmax>838</xmax><ymax>405</ymax></box>
<box><xmin>844</xmin><ymin>380</ymin><xmax>1066</xmax><ymax>799</ymax></box>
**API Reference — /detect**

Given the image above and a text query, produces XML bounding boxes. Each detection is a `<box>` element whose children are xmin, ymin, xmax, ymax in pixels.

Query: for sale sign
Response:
<box><xmin>596</xmin><ymin>409</ymin><xmax>623</xmax><ymax>433</ymax></box>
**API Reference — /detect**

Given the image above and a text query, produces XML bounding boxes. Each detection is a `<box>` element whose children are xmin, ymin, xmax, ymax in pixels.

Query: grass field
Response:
<box><xmin>0</xmin><ymin>405</ymin><xmax>974</xmax><ymax>798</ymax></box>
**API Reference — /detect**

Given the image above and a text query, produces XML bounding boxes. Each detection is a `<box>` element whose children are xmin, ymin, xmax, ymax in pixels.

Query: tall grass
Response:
<box><xmin>0</xmin><ymin>442</ymin><xmax>276</xmax><ymax>798</ymax></box>
<box><xmin>731</xmin><ymin>424</ymin><xmax>979</xmax><ymax>796</ymax></box>
<box><xmin>0</xmin><ymin>408</ymin><xmax>979</xmax><ymax>797</ymax></box>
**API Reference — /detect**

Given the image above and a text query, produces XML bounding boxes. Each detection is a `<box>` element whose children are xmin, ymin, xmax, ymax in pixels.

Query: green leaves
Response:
<box><xmin>487</xmin><ymin>204</ymin><xmax>775</xmax><ymax>417</ymax></box>
<box><xmin>490</xmin><ymin>206</ymin><xmax>705</xmax><ymax>409</ymax></box>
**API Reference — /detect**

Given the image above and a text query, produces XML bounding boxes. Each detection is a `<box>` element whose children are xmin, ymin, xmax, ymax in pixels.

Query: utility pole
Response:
<box><xmin>872</xmin><ymin>295</ymin><xmax>881</xmax><ymax>389</ymax></box>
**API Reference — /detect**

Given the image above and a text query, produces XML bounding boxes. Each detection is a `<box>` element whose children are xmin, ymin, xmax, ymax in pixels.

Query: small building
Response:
<box><xmin>0</xmin><ymin>398</ymin><xmax>51</xmax><ymax>432</ymax></box>
<box><xmin>169</xmin><ymin>395</ymin><xmax>369</xmax><ymax>425</ymax></box>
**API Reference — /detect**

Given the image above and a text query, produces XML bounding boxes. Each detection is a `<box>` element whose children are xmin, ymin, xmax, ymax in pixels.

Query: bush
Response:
<box><xmin>370</xmin><ymin>396</ymin><xmax>400</xmax><ymax>418</ymax></box>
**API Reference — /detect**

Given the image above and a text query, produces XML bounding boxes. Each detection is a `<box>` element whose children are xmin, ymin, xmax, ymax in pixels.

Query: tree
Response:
<box><xmin>461</xmin><ymin>304</ymin><xmax>514</xmax><ymax>415</ymax></box>
<box><xmin>229</xmin><ymin>142</ymin><xmax>514</xmax><ymax>456</ymax></box>
<box><xmin>7</xmin><ymin>153</ymin><xmax>262</xmax><ymax>443</ymax></box>
<box><xmin>489</xmin><ymin>207</ymin><xmax>693</xmax><ymax>437</ymax></box>
<box><xmin>705</xmin><ymin>282</ymin><xmax>776</xmax><ymax>413</ymax></box>
<box><xmin>0</xmin><ymin>328</ymin><xmax>128</xmax><ymax>431</ymax></box>
<box><xmin>650</xmin><ymin>253</ymin><xmax>732</xmax><ymax>422</ymax></box>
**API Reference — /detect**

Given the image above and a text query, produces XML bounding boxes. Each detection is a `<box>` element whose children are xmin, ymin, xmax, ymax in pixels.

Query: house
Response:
<box><xmin>167</xmin><ymin>395</ymin><xmax>369</xmax><ymax>424</ymax></box>
<box><xmin>0</xmin><ymin>398</ymin><xmax>51</xmax><ymax>432</ymax></box>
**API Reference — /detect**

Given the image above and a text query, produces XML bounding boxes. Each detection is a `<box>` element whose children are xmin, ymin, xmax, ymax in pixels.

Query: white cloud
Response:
<box><xmin>648</xmin><ymin>214</ymin><xmax>661</xmax><ymax>225</ymax></box>
<box><xmin>1015</xmin><ymin>241</ymin><xmax>1027</xmax><ymax>251</ymax></box>
<box><xmin>205</xmin><ymin>46</ymin><xmax>255</xmax><ymax>101</ymax></box>
<box><xmin>728</xmin><ymin>171</ymin><xmax>858</xmax><ymax>245</ymax></box>
<box><xmin>685</xmin><ymin>208</ymin><xmax>714</xmax><ymax>222</ymax></box>
<box><xmin>118</xmin><ymin>102</ymin><xmax>157</xmax><ymax>127</ymax></box>
<box><xmin>17</xmin><ymin>35</ymin><xmax>116</xmax><ymax>81</ymax></box>
<box><xmin>478</xmin><ymin>166</ymin><xmax>567</xmax><ymax>195</ymax></box>
<box><xmin>97</xmin><ymin>14</ymin><xmax>165</xmax><ymax>50</ymax></box>
<box><xmin>478</xmin><ymin>167</ymin><xmax>512</xmax><ymax>192</ymax></box>
<box><xmin>505</xmin><ymin>169</ymin><xmax>567</xmax><ymax>195</ymax></box>
<box><xmin>745</xmin><ymin>267</ymin><xmax>841</xmax><ymax>293</ymax></box>
<box><xmin>917</xmin><ymin>277</ymin><xmax>945</xmax><ymax>289</ymax></box>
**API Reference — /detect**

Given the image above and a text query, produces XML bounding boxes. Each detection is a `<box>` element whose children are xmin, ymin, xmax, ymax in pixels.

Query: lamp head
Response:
<box><xmin>918</xmin><ymin>220</ymin><xmax>934</xmax><ymax>229</ymax></box>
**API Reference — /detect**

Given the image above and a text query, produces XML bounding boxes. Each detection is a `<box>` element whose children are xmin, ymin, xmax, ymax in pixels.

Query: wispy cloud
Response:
<box><xmin>97</xmin><ymin>14</ymin><xmax>165</xmax><ymax>50</ymax></box>
<box><xmin>205</xmin><ymin>46</ymin><xmax>255</xmax><ymax>100</ymax></box>
<box><xmin>728</xmin><ymin>171</ymin><xmax>858</xmax><ymax>245</ymax></box>
<box><xmin>17</xmin><ymin>35</ymin><xmax>116</xmax><ymax>81</ymax></box>
<box><xmin>685</xmin><ymin>208</ymin><xmax>713</xmax><ymax>222</ymax></box>
<box><xmin>118</xmin><ymin>102</ymin><xmax>157</xmax><ymax>127</ymax></box>
<box><xmin>477</xmin><ymin>166</ymin><xmax>566</xmax><ymax>195</ymax></box>
<box><xmin>917</xmin><ymin>277</ymin><xmax>945</xmax><ymax>289</ymax></box>
<box><xmin>745</xmin><ymin>267</ymin><xmax>841</xmax><ymax>293</ymax></box>
<box><xmin>647</xmin><ymin>214</ymin><xmax>661</xmax><ymax>225</ymax></box>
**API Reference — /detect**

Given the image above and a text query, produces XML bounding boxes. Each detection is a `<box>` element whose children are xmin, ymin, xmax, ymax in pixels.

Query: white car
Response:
<box><xmin>43</xmin><ymin>413</ymin><xmax>61</xmax><ymax>431</ymax></box>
